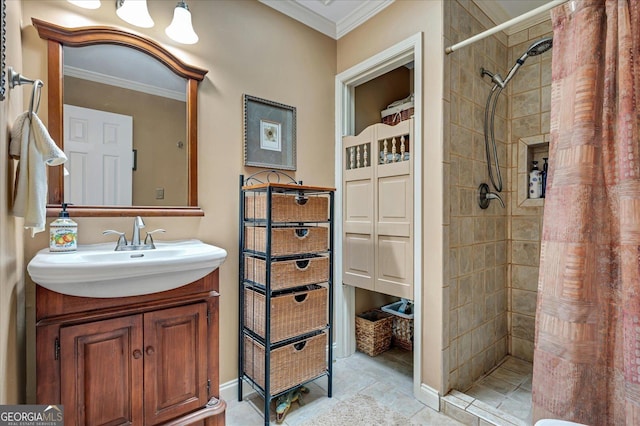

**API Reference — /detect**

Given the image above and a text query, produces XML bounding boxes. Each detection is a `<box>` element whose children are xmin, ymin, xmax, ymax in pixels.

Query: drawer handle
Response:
<box><xmin>146</xmin><ymin>346</ymin><xmax>155</xmax><ymax>356</ymax></box>
<box><xmin>294</xmin><ymin>293</ymin><xmax>308</xmax><ymax>303</ymax></box>
<box><xmin>295</xmin><ymin>259</ymin><xmax>310</xmax><ymax>270</ymax></box>
<box><xmin>293</xmin><ymin>341</ymin><xmax>307</xmax><ymax>351</ymax></box>
<box><xmin>132</xmin><ymin>349</ymin><xmax>142</xmax><ymax>359</ymax></box>
<box><xmin>295</xmin><ymin>194</ymin><xmax>308</xmax><ymax>205</ymax></box>
<box><xmin>295</xmin><ymin>228</ymin><xmax>309</xmax><ymax>239</ymax></box>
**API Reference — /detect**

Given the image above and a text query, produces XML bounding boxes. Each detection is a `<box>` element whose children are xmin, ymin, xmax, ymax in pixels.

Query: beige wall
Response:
<box><xmin>20</xmin><ymin>0</ymin><xmax>336</xmax><ymax>400</ymax></box>
<box><xmin>1</xmin><ymin>0</ymin><xmax>26</xmax><ymax>404</ymax></box>
<box><xmin>338</xmin><ymin>0</ymin><xmax>445</xmax><ymax>392</ymax></box>
<box><xmin>444</xmin><ymin>0</ymin><xmax>509</xmax><ymax>392</ymax></box>
<box><xmin>506</xmin><ymin>22</ymin><xmax>552</xmax><ymax>362</ymax></box>
<box><xmin>64</xmin><ymin>76</ymin><xmax>188</xmax><ymax>206</ymax></box>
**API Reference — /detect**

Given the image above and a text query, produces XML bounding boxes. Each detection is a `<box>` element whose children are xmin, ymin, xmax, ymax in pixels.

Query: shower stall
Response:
<box><xmin>443</xmin><ymin>0</ymin><xmax>553</xmax><ymax>421</ymax></box>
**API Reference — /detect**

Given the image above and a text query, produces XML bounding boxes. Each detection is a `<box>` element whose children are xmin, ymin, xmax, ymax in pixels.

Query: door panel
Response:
<box><xmin>376</xmin><ymin>235</ymin><xmax>413</xmax><ymax>299</ymax></box>
<box><xmin>60</xmin><ymin>315</ymin><xmax>143</xmax><ymax>426</ymax></box>
<box><xmin>378</xmin><ymin>174</ymin><xmax>412</xmax><ymax>236</ymax></box>
<box><xmin>144</xmin><ymin>303</ymin><xmax>208</xmax><ymax>425</ymax></box>
<box><xmin>343</xmin><ymin>233</ymin><xmax>374</xmax><ymax>290</ymax></box>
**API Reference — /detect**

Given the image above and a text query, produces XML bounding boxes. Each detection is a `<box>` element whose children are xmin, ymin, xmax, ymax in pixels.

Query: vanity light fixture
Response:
<box><xmin>165</xmin><ymin>1</ymin><xmax>199</xmax><ymax>45</ymax></box>
<box><xmin>115</xmin><ymin>0</ymin><xmax>154</xmax><ymax>28</ymax></box>
<box><xmin>67</xmin><ymin>0</ymin><xmax>101</xmax><ymax>9</ymax></box>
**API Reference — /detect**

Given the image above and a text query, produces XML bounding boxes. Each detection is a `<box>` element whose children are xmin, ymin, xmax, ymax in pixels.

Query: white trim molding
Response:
<box><xmin>334</xmin><ymin>31</ymin><xmax>425</xmax><ymax>405</ymax></box>
<box><xmin>259</xmin><ymin>0</ymin><xmax>394</xmax><ymax>39</ymax></box>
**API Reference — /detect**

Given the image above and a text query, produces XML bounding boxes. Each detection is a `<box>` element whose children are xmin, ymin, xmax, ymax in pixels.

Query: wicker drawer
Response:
<box><xmin>245</xmin><ymin>255</ymin><xmax>329</xmax><ymax>291</ymax></box>
<box><xmin>243</xmin><ymin>332</ymin><xmax>327</xmax><ymax>394</ymax></box>
<box><xmin>244</xmin><ymin>286</ymin><xmax>327</xmax><ymax>343</ymax></box>
<box><xmin>245</xmin><ymin>193</ymin><xmax>329</xmax><ymax>222</ymax></box>
<box><xmin>245</xmin><ymin>226</ymin><xmax>328</xmax><ymax>256</ymax></box>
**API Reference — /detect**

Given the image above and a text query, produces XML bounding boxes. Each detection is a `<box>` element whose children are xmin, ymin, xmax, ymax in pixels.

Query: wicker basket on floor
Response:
<box><xmin>355</xmin><ymin>310</ymin><xmax>393</xmax><ymax>357</ymax></box>
<box><xmin>392</xmin><ymin>316</ymin><xmax>413</xmax><ymax>351</ymax></box>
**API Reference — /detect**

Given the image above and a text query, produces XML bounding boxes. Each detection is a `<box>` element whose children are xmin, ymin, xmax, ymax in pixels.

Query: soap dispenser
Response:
<box><xmin>529</xmin><ymin>161</ymin><xmax>542</xmax><ymax>199</ymax></box>
<box><xmin>50</xmin><ymin>203</ymin><xmax>78</xmax><ymax>252</ymax></box>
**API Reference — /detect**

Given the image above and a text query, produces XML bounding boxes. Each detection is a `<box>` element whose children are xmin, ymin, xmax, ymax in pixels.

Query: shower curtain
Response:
<box><xmin>532</xmin><ymin>0</ymin><xmax>640</xmax><ymax>424</ymax></box>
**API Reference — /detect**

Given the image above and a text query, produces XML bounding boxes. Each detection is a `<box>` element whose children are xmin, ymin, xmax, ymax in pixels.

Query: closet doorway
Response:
<box><xmin>334</xmin><ymin>33</ymin><xmax>426</xmax><ymax>404</ymax></box>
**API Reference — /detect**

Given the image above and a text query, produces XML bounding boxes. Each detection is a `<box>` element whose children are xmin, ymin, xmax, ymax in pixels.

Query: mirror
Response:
<box><xmin>33</xmin><ymin>18</ymin><xmax>208</xmax><ymax>216</ymax></box>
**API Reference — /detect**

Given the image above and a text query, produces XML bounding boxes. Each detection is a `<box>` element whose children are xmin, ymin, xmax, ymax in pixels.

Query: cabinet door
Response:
<box><xmin>60</xmin><ymin>315</ymin><xmax>143</xmax><ymax>426</ymax></box>
<box><xmin>144</xmin><ymin>303</ymin><xmax>208</xmax><ymax>425</ymax></box>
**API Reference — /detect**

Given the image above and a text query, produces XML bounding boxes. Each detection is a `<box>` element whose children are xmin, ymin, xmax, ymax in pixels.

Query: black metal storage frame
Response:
<box><xmin>238</xmin><ymin>171</ymin><xmax>334</xmax><ymax>425</ymax></box>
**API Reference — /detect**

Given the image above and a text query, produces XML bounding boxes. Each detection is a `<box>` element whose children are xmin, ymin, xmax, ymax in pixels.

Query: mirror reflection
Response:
<box><xmin>63</xmin><ymin>44</ymin><xmax>188</xmax><ymax>206</ymax></box>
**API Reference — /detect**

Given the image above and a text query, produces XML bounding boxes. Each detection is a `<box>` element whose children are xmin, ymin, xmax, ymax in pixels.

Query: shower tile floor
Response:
<box><xmin>442</xmin><ymin>356</ymin><xmax>533</xmax><ymax>426</ymax></box>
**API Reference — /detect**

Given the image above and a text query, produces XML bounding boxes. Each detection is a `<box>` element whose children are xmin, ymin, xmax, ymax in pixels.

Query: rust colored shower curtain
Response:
<box><xmin>532</xmin><ymin>0</ymin><xmax>640</xmax><ymax>424</ymax></box>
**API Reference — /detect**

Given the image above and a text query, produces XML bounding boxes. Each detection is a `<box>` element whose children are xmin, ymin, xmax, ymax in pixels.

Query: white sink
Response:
<box><xmin>27</xmin><ymin>239</ymin><xmax>227</xmax><ymax>298</ymax></box>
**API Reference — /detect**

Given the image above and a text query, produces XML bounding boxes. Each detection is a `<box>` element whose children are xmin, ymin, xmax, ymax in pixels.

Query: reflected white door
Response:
<box><xmin>63</xmin><ymin>105</ymin><xmax>133</xmax><ymax>205</ymax></box>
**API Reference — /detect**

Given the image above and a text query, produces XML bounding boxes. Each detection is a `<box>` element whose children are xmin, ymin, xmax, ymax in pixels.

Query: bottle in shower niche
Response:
<box><xmin>542</xmin><ymin>157</ymin><xmax>549</xmax><ymax>198</ymax></box>
<box><xmin>529</xmin><ymin>161</ymin><xmax>542</xmax><ymax>199</ymax></box>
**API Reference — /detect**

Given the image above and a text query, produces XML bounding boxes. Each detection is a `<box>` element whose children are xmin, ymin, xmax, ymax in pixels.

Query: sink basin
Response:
<box><xmin>27</xmin><ymin>239</ymin><xmax>227</xmax><ymax>298</ymax></box>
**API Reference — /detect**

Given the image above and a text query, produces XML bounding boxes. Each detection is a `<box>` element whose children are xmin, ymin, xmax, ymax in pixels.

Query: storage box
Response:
<box><xmin>355</xmin><ymin>310</ymin><xmax>393</xmax><ymax>356</ymax></box>
<box><xmin>244</xmin><ymin>285</ymin><xmax>327</xmax><ymax>343</ymax></box>
<box><xmin>381</xmin><ymin>101</ymin><xmax>414</xmax><ymax>126</ymax></box>
<box><xmin>245</xmin><ymin>226</ymin><xmax>328</xmax><ymax>256</ymax></box>
<box><xmin>243</xmin><ymin>332</ymin><xmax>327</xmax><ymax>394</ymax></box>
<box><xmin>245</xmin><ymin>193</ymin><xmax>329</xmax><ymax>223</ymax></box>
<box><xmin>381</xmin><ymin>301</ymin><xmax>414</xmax><ymax>351</ymax></box>
<box><xmin>245</xmin><ymin>255</ymin><xmax>329</xmax><ymax>291</ymax></box>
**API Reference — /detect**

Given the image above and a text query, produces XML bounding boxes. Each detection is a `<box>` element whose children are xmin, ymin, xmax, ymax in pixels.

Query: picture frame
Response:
<box><xmin>243</xmin><ymin>94</ymin><xmax>296</xmax><ymax>170</ymax></box>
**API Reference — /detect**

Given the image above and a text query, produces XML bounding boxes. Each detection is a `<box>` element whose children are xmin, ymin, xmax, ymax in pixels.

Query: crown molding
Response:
<box><xmin>259</xmin><ymin>0</ymin><xmax>336</xmax><ymax>38</ymax></box>
<box><xmin>336</xmin><ymin>1</ymin><xmax>394</xmax><ymax>39</ymax></box>
<box><xmin>64</xmin><ymin>65</ymin><xmax>186</xmax><ymax>102</ymax></box>
<box><xmin>473</xmin><ymin>0</ymin><xmax>551</xmax><ymax>37</ymax></box>
<box><xmin>259</xmin><ymin>0</ymin><xmax>393</xmax><ymax>40</ymax></box>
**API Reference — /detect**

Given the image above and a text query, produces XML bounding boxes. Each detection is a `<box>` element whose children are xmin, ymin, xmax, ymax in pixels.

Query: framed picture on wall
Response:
<box><xmin>243</xmin><ymin>94</ymin><xmax>296</xmax><ymax>170</ymax></box>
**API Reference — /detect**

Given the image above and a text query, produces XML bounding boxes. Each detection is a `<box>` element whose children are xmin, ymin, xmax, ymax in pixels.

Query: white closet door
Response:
<box><xmin>64</xmin><ymin>104</ymin><xmax>133</xmax><ymax>205</ymax></box>
<box><xmin>342</xmin><ymin>119</ymin><xmax>414</xmax><ymax>300</ymax></box>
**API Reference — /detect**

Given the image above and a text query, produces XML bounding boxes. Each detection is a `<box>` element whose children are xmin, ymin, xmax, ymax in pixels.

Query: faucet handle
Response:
<box><xmin>103</xmin><ymin>230</ymin><xmax>128</xmax><ymax>249</ymax></box>
<box><xmin>144</xmin><ymin>229</ymin><xmax>166</xmax><ymax>247</ymax></box>
<box><xmin>478</xmin><ymin>183</ymin><xmax>505</xmax><ymax>209</ymax></box>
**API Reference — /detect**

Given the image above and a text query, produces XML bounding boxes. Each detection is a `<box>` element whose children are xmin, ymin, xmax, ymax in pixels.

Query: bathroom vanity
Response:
<box><xmin>35</xmin><ymin>270</ymin><xmax>225</xmax><ymax>425</ymax></box>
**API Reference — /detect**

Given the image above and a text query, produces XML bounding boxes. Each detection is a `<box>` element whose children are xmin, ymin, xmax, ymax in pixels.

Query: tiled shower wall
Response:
<box><xmin>507</xmin><ymin>22</ymin><xmax>553</xmax><ymax>362</ymax></box>
<box><xmin>443</xmin><ymin>0</ymin><xmax>509</xmax><ymax>392</ymax></box>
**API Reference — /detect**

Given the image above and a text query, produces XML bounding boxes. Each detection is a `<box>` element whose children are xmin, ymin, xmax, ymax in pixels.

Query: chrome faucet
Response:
<box><xmin>103</xmin><ymin>216</ymin><xmax>165</xmax><ymax>251</ymax></box>
<box><xmin>132</xmin><ymin>216</ymin><xmax>145</xmax><ymax>246</ymax></box>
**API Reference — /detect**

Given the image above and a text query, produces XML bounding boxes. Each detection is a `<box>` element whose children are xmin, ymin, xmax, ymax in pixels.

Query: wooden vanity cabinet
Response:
<box><xmin>36</xmin><ymin>270</ymin><xmax>225</xmax><ymax>426</ymax></box>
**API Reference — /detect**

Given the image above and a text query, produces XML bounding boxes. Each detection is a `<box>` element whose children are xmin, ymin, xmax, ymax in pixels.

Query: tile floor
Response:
<box><xmin>226</xmin><ymin>347</ymin><xmax>464</xmax><ymax>425</ymax></box>
<box><xmin>442</xmin><ymin>356</ymin><xmax>534</xmax><ymax>426</ymax></box>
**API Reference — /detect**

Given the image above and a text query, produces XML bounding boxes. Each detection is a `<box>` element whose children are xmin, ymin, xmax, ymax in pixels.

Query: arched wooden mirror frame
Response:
<box><xmin>33</xmin><ymin>18</ymin><xmax>208</xmax><ymax>217</ymax></box>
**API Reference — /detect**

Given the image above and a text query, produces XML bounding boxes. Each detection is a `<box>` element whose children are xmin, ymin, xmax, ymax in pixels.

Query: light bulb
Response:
<box><xmin>165</xmin><ymin>1</ymin><xmax>199</xmax><ymax>45</ymax></box>
<box><xmin>67</xmin><ymin>0</ymin><xmax>101</xmax><ymax>9</ymax></box>
<box><xmin>116</xmin><ymin>0</ymin><xmax>154</xmax><ymax>28</ymax></box>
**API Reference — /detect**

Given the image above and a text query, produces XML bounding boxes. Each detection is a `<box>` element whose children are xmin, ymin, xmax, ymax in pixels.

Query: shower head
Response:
<box><xmin>526</xmin><ymin>37</ymin><xmax>553</xmax><ymax>56</ymax></box>
<box><xmin>501</xmin><ymin>36</ymin><xmax>553</xmax><ymax>87</ymax></box>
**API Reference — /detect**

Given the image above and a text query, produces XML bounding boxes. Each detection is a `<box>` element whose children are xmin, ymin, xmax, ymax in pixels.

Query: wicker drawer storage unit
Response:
<box><xmin>238</xmin><ymin>173</ymin><xmax>334</xmax><ymax>426</ymax></box>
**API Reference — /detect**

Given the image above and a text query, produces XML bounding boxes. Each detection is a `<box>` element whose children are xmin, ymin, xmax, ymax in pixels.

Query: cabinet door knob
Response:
<box><xmin>145</xmin><ymin>346</ymin><xmax>155</xmax><ymax>356</ymax></box>
<box><xmin>132</xmin><ymin>349</ymin><xmax>142</xmax><ymax>359</ymax></box>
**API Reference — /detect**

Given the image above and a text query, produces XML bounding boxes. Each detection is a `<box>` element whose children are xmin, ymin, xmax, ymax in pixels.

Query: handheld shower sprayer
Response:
<box><xmin>479</xmin><ymin>36</ymin><xmax>553</xmax><ymax>194</ymax></box>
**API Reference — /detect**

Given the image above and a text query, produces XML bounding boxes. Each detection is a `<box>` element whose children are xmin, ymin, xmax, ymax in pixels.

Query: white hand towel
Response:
<box><xmin>10</xmin><ymin>112</ymin><xmax>67</xmax><ymax>236</ymax></box>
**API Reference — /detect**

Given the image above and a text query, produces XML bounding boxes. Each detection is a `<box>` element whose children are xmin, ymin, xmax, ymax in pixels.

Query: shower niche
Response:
<box><xmin>518</xmin><ymin>134</ymin><xmax>550</xmax><ymax>207</ymax></box>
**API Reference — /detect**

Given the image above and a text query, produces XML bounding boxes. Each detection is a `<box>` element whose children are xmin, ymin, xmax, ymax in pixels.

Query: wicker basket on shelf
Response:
<box><xmin>355</xmin><ymin>310</ymin><xmax>393</xmax><ymax>357</ymax></box>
